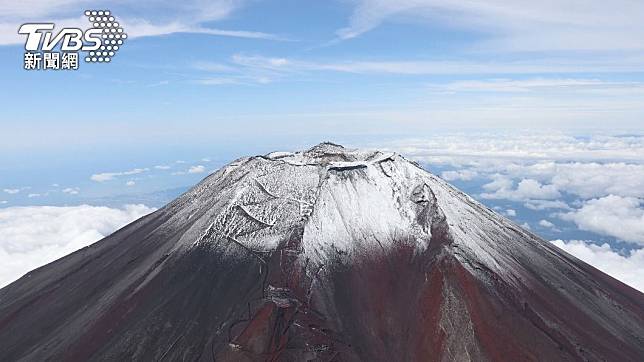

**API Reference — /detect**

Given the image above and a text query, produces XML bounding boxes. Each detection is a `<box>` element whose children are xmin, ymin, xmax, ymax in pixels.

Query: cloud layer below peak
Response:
<box><xmin>0</xmin><ymin>204</ymin><xmax>154</xmax><ymax>287</ymax></box>
<box><xmin>551</xmin><ymin>239</ymin><xmax>644</xmax><ymax>292</ymax></box>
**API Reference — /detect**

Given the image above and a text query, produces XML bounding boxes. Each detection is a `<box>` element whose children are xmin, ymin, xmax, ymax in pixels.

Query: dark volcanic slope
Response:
<box><xmin>0</xmin><ymin>143</ymin><xmax>643</xmax><ymax>361</ymax></box>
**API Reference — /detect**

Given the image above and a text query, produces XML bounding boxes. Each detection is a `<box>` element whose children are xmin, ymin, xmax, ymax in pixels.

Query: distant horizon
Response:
<box><xmin>1</xmin><ymin>132</ymin><xmax>643</xmax><ymax>292</ymax></box>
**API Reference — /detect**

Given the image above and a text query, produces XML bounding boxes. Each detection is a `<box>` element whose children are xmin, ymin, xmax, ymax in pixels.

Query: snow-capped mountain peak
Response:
<box><xmin>1</xmin><ymin>143</ymin><xmax>642</xmax><ymax>361</ymax></box>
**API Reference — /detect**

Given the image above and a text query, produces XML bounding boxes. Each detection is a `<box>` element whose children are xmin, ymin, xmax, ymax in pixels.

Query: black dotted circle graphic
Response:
<box><xmin>84</xmin><ymin>10</ymin><xmax>126</xmax><ymax>63</ymax></box>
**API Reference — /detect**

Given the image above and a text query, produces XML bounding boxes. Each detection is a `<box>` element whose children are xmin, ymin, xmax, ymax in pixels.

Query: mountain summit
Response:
<box><xmin>1</xmin><ymin>143</ymin><xmax>642</xmax><ymax>361</ymax></box>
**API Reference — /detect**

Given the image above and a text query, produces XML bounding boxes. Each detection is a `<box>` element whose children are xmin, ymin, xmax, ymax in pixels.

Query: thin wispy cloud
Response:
<box><xmin>189</xmin><ymin>54</ymin><xmax>644</xmax><ymax>108</ymax></box>
<box><xmin>1</xmin><ymin>1</ymin><xmax>642</xmax><ymax>136</ymax></box>
<box><xmin>122</xmin><ymin>21</ymin><xmax>288</xmax><ymax>41</ymax></box>
<box><xmin>147</xmin><ymin>80</ymin><xmax>169</xmax><ymax>87</ymax></box>
<box><xmin>192</xmin><ymin>59</ymin><xmax>280</xmax><ymax>85</ymax></box>
<box><xmin>427</xmin><ymin>79</ymin><xmax>644</xmax><ymax>94</ymax></box>
<box><xmin>90</xmin><ymin>168</ymin><xmax>149</xmax><ymax>182</ymax></box>
<box><xmin>0</xmin><ymin>0</ymin><xmax>285</xmax><ymax>45</ymax></box>
<box><xmin>337</xmin><ymin>0</ymin><xmax>644</xmax><ymax>51</ymax></box>
<box><xmin>229</xmin><ymin>54</ymin><xmax>644</xmax><ymax>75</ymax></box>
<box><xmin>194</xmin><ymin>77</ymin><xmax>245</xmax><ymax>86</ymax></box>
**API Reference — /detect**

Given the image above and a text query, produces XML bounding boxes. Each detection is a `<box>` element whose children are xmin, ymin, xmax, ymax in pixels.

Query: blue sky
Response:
<box><xmin>0</xmin><ymin>1</ymin><xmax>643</xmax><ymax>289</ymax></box>
<box><xmin>2</xmin><ymin>0</ymin><xmax>644</xmax><ymax>149</ymax></box>
<box><xmin>1</xmin><ymin>0</ymin><xmax>643</xmax><ymax>194</ymax></box>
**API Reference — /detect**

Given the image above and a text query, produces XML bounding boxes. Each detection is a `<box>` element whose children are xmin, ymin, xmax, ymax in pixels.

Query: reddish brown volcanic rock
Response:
<box><xmin>0</xmin><ymin>143</ymin><xmax>642</xmax><ymax>361</ymax></box>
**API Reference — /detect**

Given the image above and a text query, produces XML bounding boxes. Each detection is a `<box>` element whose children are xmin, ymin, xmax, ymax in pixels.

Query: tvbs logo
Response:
<box><xmin>18</xmin><ymin>10</ymin><xmax>127</xmax><ymax>70</ymax></box>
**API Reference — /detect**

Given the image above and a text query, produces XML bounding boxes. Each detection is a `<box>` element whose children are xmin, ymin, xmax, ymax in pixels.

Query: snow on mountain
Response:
<box><xmin>0</xmin><ymin>143</ymin><xmax>642</xmax><ymax>361</ymax></box>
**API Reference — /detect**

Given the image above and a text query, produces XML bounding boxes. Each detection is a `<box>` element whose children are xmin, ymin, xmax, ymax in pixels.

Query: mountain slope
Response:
<box><xmin>0</xmin><ymin>143</ymin><xmax>642</xmax><ymax>361</ymax></box>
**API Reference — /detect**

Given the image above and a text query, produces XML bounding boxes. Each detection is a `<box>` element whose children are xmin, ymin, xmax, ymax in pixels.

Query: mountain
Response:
<box><xmin>0</xmin><ymin>143</ymin><xmax>642</xmax><ymax>361</ymax></box>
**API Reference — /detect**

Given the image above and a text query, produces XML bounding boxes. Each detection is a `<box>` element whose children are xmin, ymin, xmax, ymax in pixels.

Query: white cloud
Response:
<box><xmin>90</xmin><ymin>167</ymin><xmax>149</xmax><ymax>182</ymax></box>
<box><xmin>147</xmin><ymin>80</ymin><xmax>170</xmax><ymax>87</ymax></box>
<box><xmin>191</xmin><ymin>60</ymin><xmax>280</xmax><ymax>85</ymax></box>
<box><xmin>62</xmin><ymin>187</ymin><xmax>79</xmax><ymax>195</ymax></box>
<box><xmin>336</xmin><ymin>0</ymin><xmax>417</xmax><ymax>40</ymax></box>
<box><xmin>386</xmin><ymin>134</ymin><xmax>644</xmax><ymax>201</ymax></box>
<box><xmin>481</xmin><ymin>178</ymin><xmax>560</xmax><ymax>201</ymax></box>
<box><xmin>121</xmin><ymin>20</ymin><xmax>285</xmax><ymax>41</ymax></box>
<box><xmin>488</xmin><ymin>161</ymin><xmax>644</xmax><ymax>200</ymax></box>
<box><xmin>538</xmin><ymin>219</ymin><xmax>561</xmax><ymax>232</ymax></box>
<box><xmin>3</xmin><ymin>189</ymin><xmax>20</xmax><ymax>194</ymax></box>
<box><xmin>481</xmin><ymin>174</ymin><xmax>513</xmax><ymax>191</ymax></box>
<box><xmin>230</xmin><ymin>54</ymin><xmax>644</xmax><ymax>76</ymax></box>
<box><xmin>551</xmin><ymin>240</ymin><xmax>644</xmax><ymax>292</ymax></box>
<box><xmin>126</xmin><ymin>180</ymin><xmax>136</xmax><ymax>187</ymax></box>
<box><xmin>184</xmin><ymin>26</ymin><xmax>287</xmax><ymax>41</ymax></box>
<box><xmin>0</xmin><ymin>0</ymin><xmax>283</xmax><ymax>46</ymax></box>
<box><xmin>505</xmin><ymin>209</ymin><xmax>516</xmax><ymax>217</ymax></box>
<box><xmin>27</xmin><ymin>193</ymin><xmax>41</xmax><ymax>198</ymax></box>
<box><xmin>386</xmin><ymin>134</ymin><xmax>644</xmax><ymax>164</ymax></box>
<box><xmin>428</xmin><ymin>78</ymin><xmax>644</xmax><ymax>95</ymax></box>
<box><xmin>441</xmin><ymin>169</ymin><xmax>477</xmax><ymax>181</ymax></box>
<box><xmin>192</xmin><ymin>61</ymin><xmax>238</xmax><ymax>72</ymax></box>
<box><xmin>0</xmin><ymin>204</ymin><xmax>155</xmax><ymax>287</ymax></box>
<box><xmin>548</xmin><ymin>163</ymin><xmax>644</xmax><ymax>199</ymax></box>
<box><xmin>524</xmin><ymin>200</ymin><xmax>570</xmax><ymax>211</ymax></box>
<box><xmin>0</xmin><ymin>201</ymin><xmax>7</xmax><ymax>205</ymax></box>
<box><xmin>154</xmin><ymin>165</ymin><xmax>171</xmax><ymax>170</ymax></box>
<box><xmin>172</xmin><ymin>163</ymin><xmax>209</xmax><ymax>176</ymax></box>
<box><xmin>493</xmin><ymin>161</ymin><xmax>644</xmax><ymax>199</ymax></box>
<box><xmin>4</xmin><ymin>14</ymin><xmax>273</xmax><ymax>48</ymax></box>
<box><xmin>520</xmin><ymin>222</ymin><xmax>531</xmax><ymax>230</ymax></box>
<box><xmin>337</xmin><ymin>0</ymin><xmax>644</xmax><ymax>51</ymax></box>
<box><xmin>188</xmin><ymin>165</ymin><xmax>206</xmax><ymax>174</ymax></box>
<box><xmin>378</xmin><ymin>133</ymin><xmax>644</xmax><ymax>283</ymax></box>
<box><xmin>194</xmin><ymin>77</ymin><xmax>244</xmax><ymax>86</ymax></box>
<box><xmin>559</xmin><ymin>196</ymin><xmax>644</xmax><ymax>245</ymax></box>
